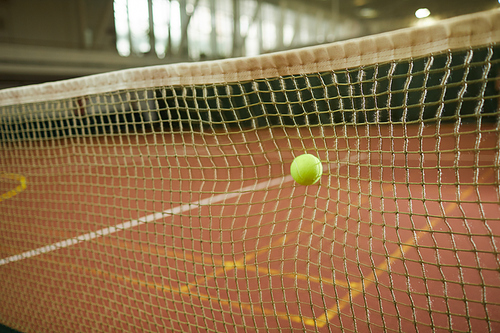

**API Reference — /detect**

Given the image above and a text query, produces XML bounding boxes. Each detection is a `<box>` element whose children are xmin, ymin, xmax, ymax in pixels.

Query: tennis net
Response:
<box><xmin>1</xmin><ymin>9</ymin><xmax>499</xmax><ymax>333</ymax></box>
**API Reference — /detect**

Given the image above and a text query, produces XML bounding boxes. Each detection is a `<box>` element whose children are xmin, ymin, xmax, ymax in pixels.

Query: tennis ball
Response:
<box><xmin>290</xmin><ymin>154</ymin><xmax>322</xmax><ymax>185</ymax></box>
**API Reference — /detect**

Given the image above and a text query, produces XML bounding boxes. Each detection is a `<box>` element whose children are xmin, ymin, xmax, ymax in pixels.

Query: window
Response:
<box><xmin>113</xmin><ymin>0</ymin><xmax>334</xmax><ymax>59</ymax></box>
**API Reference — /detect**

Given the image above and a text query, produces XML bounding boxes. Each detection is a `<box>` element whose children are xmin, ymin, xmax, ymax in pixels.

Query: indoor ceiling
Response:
<box><xmin>299</xmin><ymin>0</ymin><xmax>499</xmax><ymax>21</ymax></box>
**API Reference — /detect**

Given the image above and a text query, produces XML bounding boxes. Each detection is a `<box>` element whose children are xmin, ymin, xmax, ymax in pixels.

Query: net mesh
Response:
<box><xmin>1</xmin><ymin>10</ymin><xmax>500</xmax><ymax>333</ymax></box>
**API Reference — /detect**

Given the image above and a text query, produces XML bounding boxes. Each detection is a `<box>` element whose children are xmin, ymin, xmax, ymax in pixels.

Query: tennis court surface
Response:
<box><xmin>1</xmin><ymin>9</ymin><xmax>500</xmax><ymax>332</ymax></box>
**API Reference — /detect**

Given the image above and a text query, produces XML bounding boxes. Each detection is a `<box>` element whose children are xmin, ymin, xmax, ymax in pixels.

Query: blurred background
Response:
<box><xmin>0</xmin><ymin>0</ymin><xmax>499</xmax><ymax>89</ymax></box>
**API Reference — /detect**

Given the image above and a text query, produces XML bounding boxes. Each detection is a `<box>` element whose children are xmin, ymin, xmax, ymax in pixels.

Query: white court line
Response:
<box><xmin>0</xmin><ymin>175</ymin><xmax>292</xmax><ymax>266</ymax></box>
<box><xmin>0</xmin><ymin>153</ymin><xmax>363</xmax><ymax>267</ymax></box>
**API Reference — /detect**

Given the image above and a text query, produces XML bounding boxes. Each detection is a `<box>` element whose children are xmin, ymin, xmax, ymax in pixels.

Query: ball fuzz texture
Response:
<box><xmin>290</xmin><ymin>154</ymin><xmax>322</xmax><ymax>185</ymax></box>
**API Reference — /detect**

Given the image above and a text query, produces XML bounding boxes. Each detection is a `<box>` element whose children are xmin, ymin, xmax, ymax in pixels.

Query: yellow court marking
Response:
<box><xmin>310</xmin><ymin>175</ymin><xmax>489</xmax><ymax>328</ymax></box>
<box><xmin>0</xmin><ymin>173</ymin><xmax>27</xmax><ymax>202</ymax></box>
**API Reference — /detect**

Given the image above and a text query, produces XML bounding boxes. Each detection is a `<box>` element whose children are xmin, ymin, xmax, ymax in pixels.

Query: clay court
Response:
<box><xmin>1</xmin><ymin>123</ymin><xmax>499</xmax><ymax>332</ymax></box>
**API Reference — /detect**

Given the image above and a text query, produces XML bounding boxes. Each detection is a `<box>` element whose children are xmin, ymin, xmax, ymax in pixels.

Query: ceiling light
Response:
<box><xmin>359</xmin><ymin>8</ymin><xmax>378</xmax><ymax>18</ymax></box>
<box><xmin>415</xmin><ymin>8</ymin><xmax>431</xmax><ymax>19</ymax></box>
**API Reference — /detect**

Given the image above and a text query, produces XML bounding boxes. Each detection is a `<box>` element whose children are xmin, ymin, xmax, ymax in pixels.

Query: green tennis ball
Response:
<box><xmin>290</xmin><ymin>154</ymin><xmax>322</xmax><ymax>185</ymax></box>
